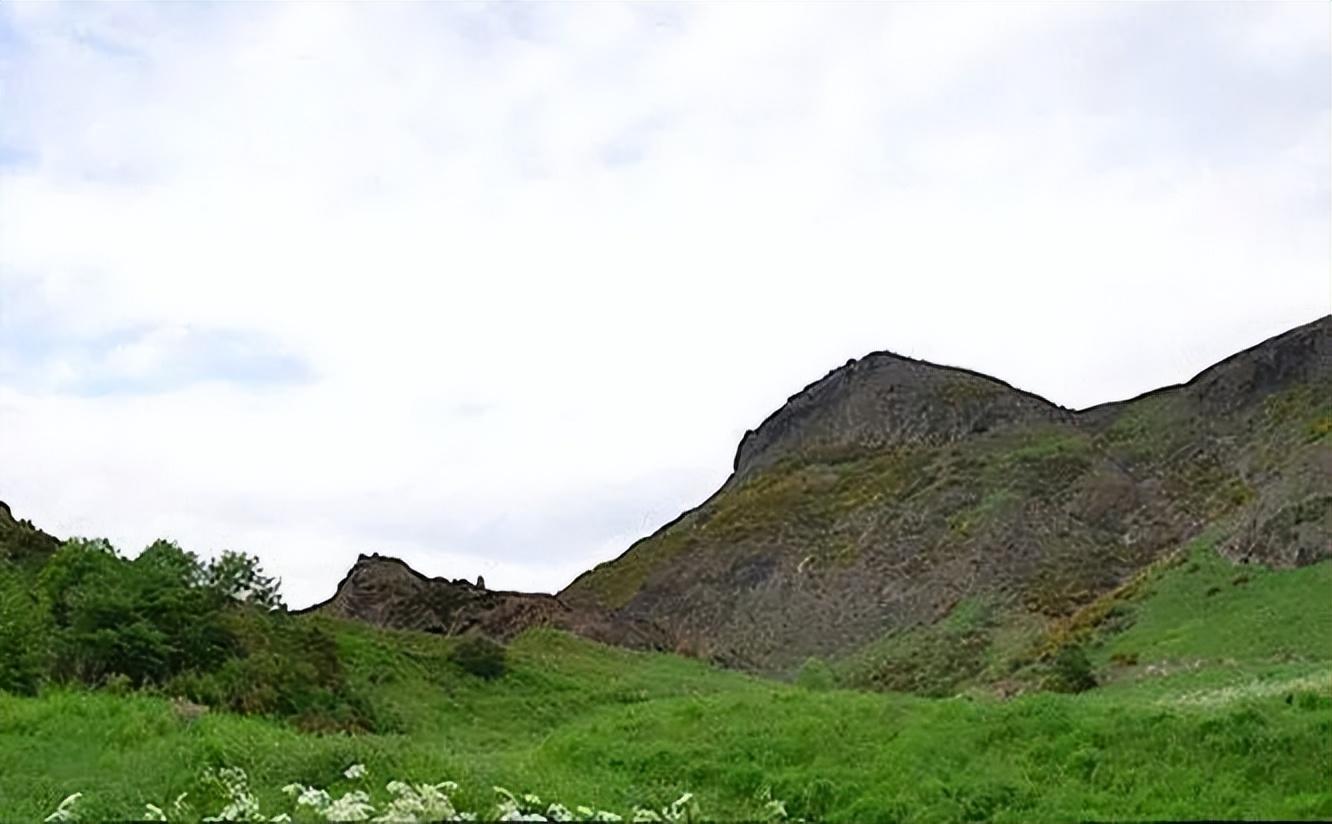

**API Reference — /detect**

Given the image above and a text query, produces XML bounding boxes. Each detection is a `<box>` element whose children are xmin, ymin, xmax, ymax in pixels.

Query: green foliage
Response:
<box><xmin>1046</xmin><ymin>645</ymin><xmax>1097</xmax><ymax>693</ymax></box>
<box><xmin>450</xmin><ymin>633</ymin><xmax>508</xmax><ymax>680</ymax></box>
<box><xmin>10</xmin><ymin>535</ymin><xmax>373</xmax><ymax>729</ymax></box>
<box><xmin>0</xmin><ymin>563</ymin><xmax>50</xmax><ymax>695</ymax></box>
<box><xmin>794</xmin><ymin>657</ymin><xmax>836</xmax><ymax>691</ymax></box>
<box><xmin>205</xmin><ymin>549</ymin><xmax>284</xmax><ymax>610</ymax></box>
<box><xmin>40</xmin><ymin>538</ymin><xmax>232</xmax><ymax>686</ymax></box>
<box><xmin>168</xmin><ymin>612</ymin><xmax>375</xmax><ymax>732</ymax></box>
<box><xmin>837</xmin><ymin>600</ymin><xmax>995</xmax><ymax>696</ymax></box>
<box><xmin>1</xmin><ymin>626</ymin><xmax>1330</xmax><ymax>822</ymax></box>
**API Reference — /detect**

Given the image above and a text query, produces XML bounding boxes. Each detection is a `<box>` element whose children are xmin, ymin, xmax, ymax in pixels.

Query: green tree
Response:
<box><xmin>0</xmin><ymin>563</ymin><xmax>50</xmax><ymax>694</ymax></box>
<box><xmin>206</xmin><ymin>550</ymin><xmax>284</xmax><ymax>610</ymax></box>
<box><xmin>41</xmin><ymin>538</ymin><xmax>233</xmax><ymax>685</ymax></box>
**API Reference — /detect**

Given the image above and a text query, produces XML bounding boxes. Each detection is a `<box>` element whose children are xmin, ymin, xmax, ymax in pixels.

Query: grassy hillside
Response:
<box><xmin>3</xmin><ymin>551</ymin><xmax>1330</xmax><ymax>822</ymax></box>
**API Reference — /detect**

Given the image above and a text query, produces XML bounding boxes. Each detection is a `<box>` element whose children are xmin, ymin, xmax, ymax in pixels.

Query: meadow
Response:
<box><xmin>2</xmin><ymin>544</ymin><xmax>1330</xmax><ymax>822</ymax></box>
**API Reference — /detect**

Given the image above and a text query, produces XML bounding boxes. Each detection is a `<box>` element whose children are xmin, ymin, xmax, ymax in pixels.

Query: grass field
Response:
<box><xmin>2</xmin><ymin>549</ymin><xmax>1330</xmax><ymax>822</ymax></box>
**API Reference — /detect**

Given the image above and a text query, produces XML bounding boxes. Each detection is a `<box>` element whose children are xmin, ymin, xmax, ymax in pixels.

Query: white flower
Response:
<box><xmin>298</xmin><ymin>787</ymin><xmax>332</xmax><ymax>810</ymax></box>
<box><xmin>325</xmin><ymin>790</ymin><xmax>376</xmax><ymax>822</ymax></box>
<box><xmin>43</xmin><ymin>793</ymin><xmax>82</xmax><ymax>823</ymax></box>
<box><xmin>664</xmin><ymin>793</ymin><xmax>695</xmax><ymax>823</ymax></box>
<box><xmin>345</xmin><ymin>764</ymin><xmax>368</xmax><ymax>781</ymax></box>
<box><xmin>143</xmin><ymin>803</ymin><xmax>167</xmax><ymax>822</ymax></box>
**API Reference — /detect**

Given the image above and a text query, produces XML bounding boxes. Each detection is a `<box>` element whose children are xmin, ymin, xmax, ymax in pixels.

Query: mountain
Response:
<box><xmin>300</xmin><ymin>552</ymin><xmax>671</xmax><ymax>650</ymax></box>
<box><xmin>561</xmin><ymin>316</ymin><xmax>1331</xmax><ymax>677</ymax></box>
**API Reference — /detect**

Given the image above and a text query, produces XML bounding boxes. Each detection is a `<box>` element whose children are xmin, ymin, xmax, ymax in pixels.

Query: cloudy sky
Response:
<box><xmin>1</xmin><ymin>2</ymin><xmax>1327</xmax><ymax>606</ymax></box>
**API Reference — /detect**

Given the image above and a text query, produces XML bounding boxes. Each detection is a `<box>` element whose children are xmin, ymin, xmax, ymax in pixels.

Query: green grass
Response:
<box><xmin>1093</xmin><ymin>542</ymin><xmax>1332</xmax><ymax>669</ymax></box>
<box><xmin>3</xmin><ymin>583</ymin><xmax>1331</xmax><ymax>822</ymax></box>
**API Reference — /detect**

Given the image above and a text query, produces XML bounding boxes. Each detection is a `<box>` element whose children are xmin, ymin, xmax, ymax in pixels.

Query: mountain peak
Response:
<box><xmin>732</xmin><ymin>351</ymin><xmax>1068</xmax><ymax>479</ymax></box>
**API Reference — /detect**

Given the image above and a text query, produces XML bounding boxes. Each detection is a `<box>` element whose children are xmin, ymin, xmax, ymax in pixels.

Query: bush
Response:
<box><xmin>167</xmin><ymin>611</ymin><xmax>377</xmax><ymax>731</ymax></box>
<box><xmin>1047</xmin><ymin>645</ymin><xmax>1097</xmax><ymax>693</ymax></box>
<box><xmin>450</xmin><ymin>634</ymin><xmax>507</xmax><ymax>680</ymax></box>
<box><xmin>41</xmin><ymin>538</ymin><xmax>233</xmax><ymax>685</ymax></box>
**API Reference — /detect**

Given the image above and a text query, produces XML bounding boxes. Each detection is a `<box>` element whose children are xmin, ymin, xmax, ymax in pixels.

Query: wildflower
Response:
<box><xmin>521</xmin><ymin>793</ymin><xmax>545</xmax><ymax>812</ymax></box>
<box><xmin>325</xmin><ymin>790</ymin><xmax>376</xmax><ymax>822</ymax></box>
<box><xmin>43</xmin><ymin>793</ymin><xmax>82</xmax><ymax>823</ymax></box>
<box><xmin>345</xmin><ymin>764</ymin><xmax>368</xmax><ymax>781</ymax></box>
<box><xmin>202</xmin><ymin>767</ymin><xmax>264</xmax><ymax>822</ymax></box>
<box><xmin>664</xmin><ymin>794</ymin><xmax>696</xmax><ymax>823</ymax></box>
<box><xmin>297</xmin><ymin>787</ymin><xmax>332</xmax><ymax>810</ymax></box>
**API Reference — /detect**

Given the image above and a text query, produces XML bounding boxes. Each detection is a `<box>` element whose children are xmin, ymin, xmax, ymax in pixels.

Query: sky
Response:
<box><xmin>1</xmin><ymin>2</ymin><xmax>1328</xmax><ymax>608</ymax></box>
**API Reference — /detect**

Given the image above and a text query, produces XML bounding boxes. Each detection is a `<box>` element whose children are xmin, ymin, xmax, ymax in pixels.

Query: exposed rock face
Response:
<box><xmin>562</xmin><ymin>316</ymin><xmax>1331</xmax><ymax>673</ymax></box>
<box><xmin>732</xmin><ymin>356</ymin><xmax>1069</xmax><ymax>481</ymax></box>
<box><xmin>302</xmin><ymin>553</ymin><xmax>671</xmax><ymax>650</ymax></box>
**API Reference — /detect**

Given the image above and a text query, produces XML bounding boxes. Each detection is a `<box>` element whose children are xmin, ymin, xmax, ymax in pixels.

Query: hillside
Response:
<box><xmin>3</xmin><ymin>582</ymin><xmax>1330</xmax><ymax>821</ymax></box>
<box><xmin>562</xmin><ymin>316</ymin><xmax>1331</xmax><ymax>677</ymax></box>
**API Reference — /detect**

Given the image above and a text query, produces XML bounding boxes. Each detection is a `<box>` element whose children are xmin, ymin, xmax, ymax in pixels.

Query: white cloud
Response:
<box><xmin>0</xmin><ymin>2</ymin><xmax>1327</xmax><ymax>606</ymax></box>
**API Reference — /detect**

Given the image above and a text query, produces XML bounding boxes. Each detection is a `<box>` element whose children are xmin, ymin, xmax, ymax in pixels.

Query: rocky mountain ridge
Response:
<box><xmin>561</xmin><ymin>315</ymin><xmax>1331</xmax><ymax>673</ymax></box>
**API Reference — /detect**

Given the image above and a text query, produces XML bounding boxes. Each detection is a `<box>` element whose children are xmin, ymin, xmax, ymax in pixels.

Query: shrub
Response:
<box><xmin>41</xmin><ymin>538</ymin><xmax>233</xmax><ymax>685</ymax></box>
<box><xmin>450</xmin><ymin>634</ymin><xmax>507</xmax><ymax>680</ymax></box>
<box><xmin>167</xmin><ymin>611</ymin><xmax>377</xmax><ymax>731</ymax></box>
<box><xmin>1047</xmin><ymin>645</ymin><xmax>1097</xmax><ymax>693</ymax></box>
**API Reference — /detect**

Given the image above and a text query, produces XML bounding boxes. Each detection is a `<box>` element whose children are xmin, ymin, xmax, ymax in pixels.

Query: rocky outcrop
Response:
<box><xmin>302</xmin><ymin>553</ymin><xmax>671</xmax><ymax>650</ymax></box>
<box><xmin>0</xmin><ymin>501</ymin><xmax>61</xmax><ymax>572</ymax></box>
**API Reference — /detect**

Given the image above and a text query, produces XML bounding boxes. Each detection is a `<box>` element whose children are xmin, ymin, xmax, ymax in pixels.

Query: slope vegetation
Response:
<box><xmin>2</xmin><ymin>591</ymin><xmax>1329</xmax><ymax>822</ymax></box>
